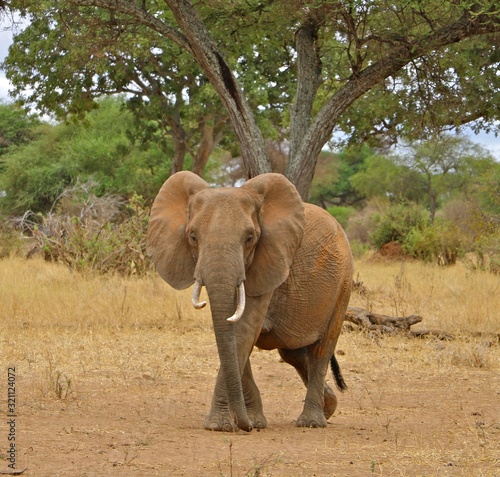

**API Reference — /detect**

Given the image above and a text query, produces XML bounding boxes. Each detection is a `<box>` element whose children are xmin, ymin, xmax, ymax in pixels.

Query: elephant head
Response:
<box><xmin>147</xmin><ymin>171</ymin><xmax>304</xmax><ymax>431</ymax></box>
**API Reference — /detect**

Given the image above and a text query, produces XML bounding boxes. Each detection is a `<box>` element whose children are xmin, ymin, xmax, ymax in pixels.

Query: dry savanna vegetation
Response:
<box><xmin>0</xmin><ymin>256</ymin><xmax>499</xmax><ymax>476</ymax></box>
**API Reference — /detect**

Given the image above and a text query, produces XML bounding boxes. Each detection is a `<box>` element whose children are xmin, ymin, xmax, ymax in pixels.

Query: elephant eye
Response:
<box><xmin>189</xmin><ymin>231</ymin><xmax>197</xmax><ymax>243</ymax></box>
<box><xmin>245</xmin><ymin>233</ymin><xmax>254</xmax><ymax>245</ymax></box>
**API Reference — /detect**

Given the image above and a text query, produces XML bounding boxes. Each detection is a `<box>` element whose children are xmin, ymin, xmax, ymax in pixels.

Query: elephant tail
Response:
<box><xmin>330</xmin><ymin>354</ymin><xmax>347</xmax><ymax>391</ymax></box>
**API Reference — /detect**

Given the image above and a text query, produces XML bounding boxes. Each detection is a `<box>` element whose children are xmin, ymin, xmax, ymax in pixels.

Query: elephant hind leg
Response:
<box><xmin>278</xmin><ymin>347</ymin><xmax>337</xmax><ymax>425</ymax></box>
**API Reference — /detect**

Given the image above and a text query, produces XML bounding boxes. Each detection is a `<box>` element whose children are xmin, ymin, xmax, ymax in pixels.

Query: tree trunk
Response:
<box><xmin>171</xmin><ymin>135</ymin><xmax>187</xmax><ymax>175</ymax></box>
<box><xmin>165</xmin><ymin>0</ymin><xmax>271</xmax><ymax>179</ymax></box>
<box><xmin>191</xmin><ymin>115</ymin><xmax>223</xmax><ymax>177</ymax></box>
<box><xmin>287</xmin><ymin>17</ymin><xmax>321</xmax><ymax>180</ymax></box>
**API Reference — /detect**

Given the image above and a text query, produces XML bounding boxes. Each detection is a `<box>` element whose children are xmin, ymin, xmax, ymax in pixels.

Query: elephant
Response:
<box><xmin>146</xmin><ymin>171</ymin><xmax>353</xmax><ymax>432</ymax></box>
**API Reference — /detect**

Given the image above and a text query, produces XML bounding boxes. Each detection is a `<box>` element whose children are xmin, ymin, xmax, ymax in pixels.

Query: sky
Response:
<box><xmin>0</xmin><ymin>21</ymin><xmax>13</xmax><ymax>100</ymax></box>
<box><xmin>1</xmin><ymin>18</ymin><xmax>499</xmax><ymax>159</ymax></box>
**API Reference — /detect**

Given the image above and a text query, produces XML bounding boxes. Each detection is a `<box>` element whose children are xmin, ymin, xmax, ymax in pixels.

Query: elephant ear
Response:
<box><xmin>242</xmin><ymin>173</ymin><xmax>305</xmax><ymax>297</ymax></box>
<box><xmin>147</xmin><ymin>171</ymin><xmax>208</xmax><ymax>289</ymax></box>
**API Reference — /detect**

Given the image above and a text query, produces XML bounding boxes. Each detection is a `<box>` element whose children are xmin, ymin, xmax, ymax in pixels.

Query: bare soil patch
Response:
<box><xmin>2</xmin><ymin>331</ymin><xmax>499</xmax><ymax>477</ymax></box>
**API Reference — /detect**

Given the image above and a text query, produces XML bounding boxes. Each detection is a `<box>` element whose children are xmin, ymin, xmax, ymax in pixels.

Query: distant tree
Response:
<box><xmin>4</xmin><ymin>1</ymin><xmax>500</xmax><ymax>198</ymax></box>
<box><xmin>350</xmin><ymin>153</ymin><xmax>425</xmax><ymax>203</ymax></box>
<box><xmin>397</xmin><ymin>135</ymin><xmax>494</xmax><ymax>221</ymax></box>
<box><xmin>0</xmin><ymin>97</ymin><xmax>168</xmax><ymax>214</ymax></box>
<box><xmin>310</xmin><ymin>146</ymin><xmax>372</xmax><ymax>208</ymax></box>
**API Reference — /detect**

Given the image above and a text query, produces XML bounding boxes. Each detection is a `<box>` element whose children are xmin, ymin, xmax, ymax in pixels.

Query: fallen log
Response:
<box><xmin>409</xmin><ymin>329</ymin><xmax>454</xmax><ymax>340</ymax></box>
<box><xmin>345</xmin><ymin>307</ymin><xmax>422</xmax><ymax>334</ymax></box>
<box><xmin>344</xmin><ymin>307</ymin><xmax>453</xmax><ymax>339</ymax></box>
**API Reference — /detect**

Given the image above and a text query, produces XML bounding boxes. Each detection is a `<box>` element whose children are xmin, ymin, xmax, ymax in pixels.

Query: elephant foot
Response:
<box><xmin>323</xmin><ymin>385</ymin><xmax>338</xmax><ymax>419</ymax></box>
<box><xmin>204</xmin><ymin>412</ymin><xmax>238</xmax><ymax>432</ymax></box>
<box><xmin>296</xmin><ymin>404</ymin><xmax>328</xmax><ymax>428</ymax></box>
<box><xmin>247</xmin><ymin>410</ymin><xmax>267</xmax><ymax>429</ymax></box>
<box><xmin>204</xmin><ymin>411</ymin><xmax>259</xmax><ymax>432</ymax></box>
<box><xmin>296</xmin><ymin>413</ymin><xmax>328</xmax><ymax>428</ymax></box>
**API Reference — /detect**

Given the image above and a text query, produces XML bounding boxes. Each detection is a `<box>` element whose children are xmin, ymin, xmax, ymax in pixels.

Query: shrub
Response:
<box><xmin>440</xmin><ymin>199</ymin><xmax>500</xmax><ymax>272</ymax></box>
<box><xmin>0</xmin><ymin>221</ymin><xmax>22</xmax><ymax>258</ymax></box>
<box><xmin>349</xmin><ymin>239</ymin><xmax>371</xmax><ymax>259</ymax></box>
<box><xmin>370</xmin><ymin>202</ymin><xmax>430</xmax><ymax>249</ymax></box>
<box><xmin>16</xmin><ymin>183</ymin><xmax>152</xmax><ymax>276</ymax></box>
<box><xmin>404</xmin><ymin>220</ymin><xmax>464</xmax><ymax>266</ymax></box>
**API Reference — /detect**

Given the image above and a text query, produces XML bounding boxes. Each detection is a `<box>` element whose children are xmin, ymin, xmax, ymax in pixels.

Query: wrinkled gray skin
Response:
<box><xmin>147</xmin><ymin>172</ymin><xmax>353</xmax><ymax>432</ymax></box>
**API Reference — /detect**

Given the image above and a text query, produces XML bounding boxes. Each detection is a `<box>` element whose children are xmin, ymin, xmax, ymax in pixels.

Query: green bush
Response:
<box><xmin>370</xmin><ymin>202</ymin><xmax>430</xmax><ymax>249</ymax></box>
<box><xmin>404</xmin><ymin>220</ymin><xmax>464</xmax><ymax>266</ymax></box>
<box><xmin>0</xmin><ymin>97</ymin><xmax>170</xmax><ymax>216</ymax></box>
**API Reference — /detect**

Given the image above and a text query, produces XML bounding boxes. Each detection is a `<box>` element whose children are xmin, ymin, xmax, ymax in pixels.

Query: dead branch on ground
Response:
<box><xmin>344</xmin><ymin>307</ymin><xmax>453</xmax><ymax>339</ymax></box>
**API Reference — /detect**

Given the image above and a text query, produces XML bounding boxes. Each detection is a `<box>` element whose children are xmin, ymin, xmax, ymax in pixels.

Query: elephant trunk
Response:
<box><xmin>194</xmin><ymin>245</ymin><xmax>251</xmax><ymax>431</ymax></box>
<box><xmin>205</xmin><ymin>278</ymin><xmax>252</xmax><ymax>432</ymax></box>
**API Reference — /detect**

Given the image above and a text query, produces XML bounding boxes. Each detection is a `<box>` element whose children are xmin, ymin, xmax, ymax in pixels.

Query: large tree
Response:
<box><xmin>3</xmin><ymin>0</ymin><xmax>500</xmax><ymax>198</ymax></box>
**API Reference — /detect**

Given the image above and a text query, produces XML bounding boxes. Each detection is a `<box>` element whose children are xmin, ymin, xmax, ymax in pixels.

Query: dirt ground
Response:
<box><xmin>3</xmin><ymin>331</ymin><xmax>499</xmax><ymax>477</ymax></box>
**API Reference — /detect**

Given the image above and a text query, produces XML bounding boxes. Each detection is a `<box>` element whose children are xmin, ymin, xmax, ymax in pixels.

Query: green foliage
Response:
<box><xmin>350</xmin><ymin>154</ymin><xmax>425</xmax><ymax>203</ymax></box>
<box><xmin>396</xmin><ymin>135</ymin><xmax>495</xmax><ymax>220</ymax></box>
<box><xmin>0</xmin><ymin>97</ymin><xmax>169</xmax><ymax>215</ymax></box>
<box><xmin>367</xmin><ymin>197</ymin><xmax>499</xmax><ymax>268</ymax></box>
<box><xmin>310</xmin><ymin>146</ymin><xmax>370</xmax><ymax>207</ymax></box>
<box><xmin>2</xmin><ymin>6</ymin><xmax>232</xmax><ymax>171</ymax></box>
<box><xmin>0</xmin><ymin>101</ymin><xmax>41</xmax><ymax>156</ymax></box>
<box><xmin>4</xmin><ymin>0</ymin><xmax>500</xmax><ymax>177</ymax></box>
<box><xmin>326</xmin><ymin>205</ymin><xmax>355</xmax><ymax>230</ymax></box>
<box><xmin>370</xmin><ymin>202</ymin><xmax>430</xmax><ymax>249</ymax></box>
<box><xmin>404</xmin><ymin>220</ymin><xmax>464</xmax><ymax>266</ymax></box>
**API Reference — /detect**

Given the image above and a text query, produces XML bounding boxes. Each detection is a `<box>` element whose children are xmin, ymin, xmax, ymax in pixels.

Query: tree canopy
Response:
<box><xmin>0</xmin><ymin>97</ymin><xmax>170</xmax><ymax>213</ymax></box>
<box><xmin>2</xmin><ymin>0</ymin><xmax>500</xmax><ymax>198</ymax></box>
<box><xmin>0</xmin><ymin>101</ymin><xmax>41</xmax><ymax>155</ymax></box>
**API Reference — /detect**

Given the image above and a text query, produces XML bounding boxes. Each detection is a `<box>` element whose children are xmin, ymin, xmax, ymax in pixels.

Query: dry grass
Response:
<box><xmin>0</xmin><ymin>257</ymin><xmax>215</xmax><ymax>401</ymax></box>
<box><xmin>351</xmin><ymin>254</ymin><xmax>500</xmax><ymax>336</ymax></box>
<box><xmin>0</xmin><ymin>256</ymin><xmax>499</xmax><ymax>476</ymax></box>
<box><xmin>0</xmin><ymin>256</ymin><xmax>498</xmax><ymax>398</ymax></box>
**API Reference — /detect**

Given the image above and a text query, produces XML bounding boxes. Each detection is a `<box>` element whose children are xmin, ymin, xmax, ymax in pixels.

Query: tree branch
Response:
<box><xmin>290</xmin><ymin>8</ymin><xmax>500</xmax><ymax>199</ymax></box>
<box><xmin>164</xmin><ymin>0</ymin><xmax>270</xmax><ymax>178</ymax></box>
<box><xmin>69</xmin><ymin>0</ymin><xmax>192</xmax><ymax>52</ymax></box>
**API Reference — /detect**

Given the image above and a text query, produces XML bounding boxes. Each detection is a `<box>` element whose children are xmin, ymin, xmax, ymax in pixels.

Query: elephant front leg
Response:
<box><xmin>205</xmin><ymin>293</ymin><xmax>273</xmax><ymax>431</ymax></box>
<box><xmin>204</xmin><ymin>369</ymin><xmax>238</xmax><ymax>432</ymax></box>
<box><xmin>204</xmin><ymin>361</ymin><xmax>267</xmax><ymax>431</ymax></box>
<box><xmin>242</xmin><ymin>360</ymin><xmax>267</xmax><ymax>429</ymax></box>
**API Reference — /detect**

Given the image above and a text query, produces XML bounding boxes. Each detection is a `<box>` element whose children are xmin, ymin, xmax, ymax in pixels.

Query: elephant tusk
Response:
<box><xmin>192</xmin><ymin>280</ymin><xmax>207</xmax><ymax>309</ymax></box>
<box><xmin>227</xmin><ymin>282</ymin><xmax>246</xmax><ymax>323</ymax></box>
